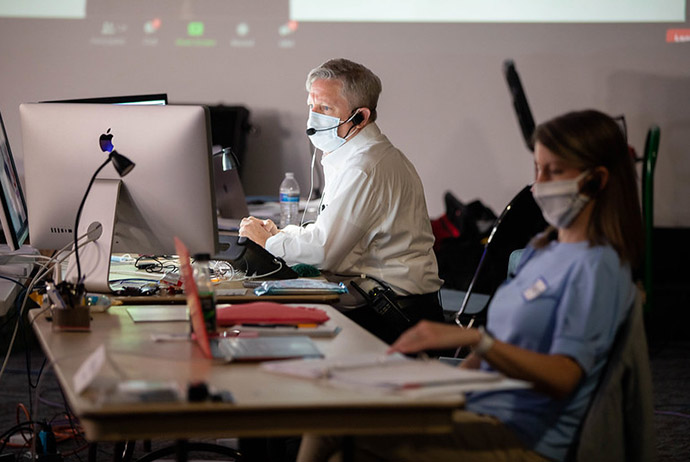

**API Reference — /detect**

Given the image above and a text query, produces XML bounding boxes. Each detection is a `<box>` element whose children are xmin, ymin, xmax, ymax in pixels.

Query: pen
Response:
<box><xmin>45</xmin><ymin>281</ymin><xmax>67</xmax><ymax>310</ymax></box>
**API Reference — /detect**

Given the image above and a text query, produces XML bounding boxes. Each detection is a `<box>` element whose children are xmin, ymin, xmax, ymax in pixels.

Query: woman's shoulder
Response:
<box><xmin>530</xmin><ymin>240</ymin><xmax>623</xmax><ymax>276</ymax></box>
<box><xmin>554</xmin><ymin>241</ymin><xmax>627</xmax><ymax>281</ymax></box>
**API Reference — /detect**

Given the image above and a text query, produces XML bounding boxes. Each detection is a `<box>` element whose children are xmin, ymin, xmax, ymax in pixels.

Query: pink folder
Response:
<box><xmin>217</xmin><ymin>302</ymin><xmax>330</xmax><ymax>326</ymax></box>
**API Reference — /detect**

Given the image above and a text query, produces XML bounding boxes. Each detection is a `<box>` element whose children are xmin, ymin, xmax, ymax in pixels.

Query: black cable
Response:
<box><xmin>0</xmin><ymin>274</ymin><xmax>26</xmax><ymax>290</ymax></box>
<box><xmin>18</xmin><ymin>306</ymin><xmax>34</xmax><ymax>419</ymax></box>
<box><xmin>61</xmin><ymin>409</ymin><xmax>86</xmax><ymax>462</ymax></box>
<box><xmin>73</xmin><ymin>156</ymin><xmax>112</xmax><ymax>289</ymax></box>
<box><xmin>0</xmin><ymin>303</ymin><xmax>19</xmax><ymax>330</ymax></box>
<box><xmin>134</xmin><ymin>255</ymin><xmax>179</xmax><ymax>274</ymax></box>
<box><xmin>28</xmin><ymin>357</ymin><xmax>47</xmax><ymax>390</ymax></box>
<box><xmin>58</xmin><ymin>386</ymin><xmax>89</xmax><ymax>462</ymax></box>
<box><xmin>13</xmin><ymin>286</ymin><xmax>41</xmax><ymax>421</ymax></box>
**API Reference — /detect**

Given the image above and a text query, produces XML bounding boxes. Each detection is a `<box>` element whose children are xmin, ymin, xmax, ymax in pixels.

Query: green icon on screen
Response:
<box><xmin>188</xmin><ymin>22</ymin><xmax>204</xmax><ymax>36</ymax></box>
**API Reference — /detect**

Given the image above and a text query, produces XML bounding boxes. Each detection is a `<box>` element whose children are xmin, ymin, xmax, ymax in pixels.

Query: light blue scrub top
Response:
<box><xmin>466</xmin><ymin>240</ymin><xmax>635</xmax><ymax>461</ymax></box>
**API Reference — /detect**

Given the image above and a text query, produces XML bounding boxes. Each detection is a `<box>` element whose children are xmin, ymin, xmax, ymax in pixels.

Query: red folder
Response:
<box><xmin>216</xmin><ymin>302</ymin><xmax>330</xmax><ymax>326</ymax></box>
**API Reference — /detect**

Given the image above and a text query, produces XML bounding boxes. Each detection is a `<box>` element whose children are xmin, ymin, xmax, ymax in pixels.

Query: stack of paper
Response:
<box><xmin>261</xmin><ymin>353</ymin><xmax>501</xmax><ymax>390</ymax></box>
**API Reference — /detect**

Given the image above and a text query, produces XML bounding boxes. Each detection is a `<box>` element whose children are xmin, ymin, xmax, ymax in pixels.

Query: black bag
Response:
<box><xmin>433</xmin><ymin>187</ymin><xmax>548</xmax><ymax>295</ymax></box>
<box><xmin>432</xmin><ymin>192</ymin><xmax>496</xmax><ymax>291</ymax></box>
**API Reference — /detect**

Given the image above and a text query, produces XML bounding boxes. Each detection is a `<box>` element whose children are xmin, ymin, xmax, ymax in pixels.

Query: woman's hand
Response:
<box><xmin>387</xmin><ymin>321</ymin><xmax>481</xmax><ymax>355</ymax></box>
<box><xmin>460</xmin><ymin>353</ymin><xmax>482</xmax><ymax>369</ymax></box>
<box><xmin>389</xmin><ymin>321</ymin><xmax>583</xmax><ymax>399</ymax></box>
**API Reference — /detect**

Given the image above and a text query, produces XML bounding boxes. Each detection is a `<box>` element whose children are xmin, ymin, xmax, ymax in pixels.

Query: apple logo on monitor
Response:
<box><xmin>99</xmin><ymin>128</ymin><xmax>114</xmax><ymax>152</ymax></box>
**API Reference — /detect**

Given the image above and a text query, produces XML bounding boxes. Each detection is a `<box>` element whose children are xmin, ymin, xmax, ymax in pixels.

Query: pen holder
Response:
<box><xmin>52</xmin><ymin>305</ymin><xmax>91</xmax><ymax>332</ymax></box>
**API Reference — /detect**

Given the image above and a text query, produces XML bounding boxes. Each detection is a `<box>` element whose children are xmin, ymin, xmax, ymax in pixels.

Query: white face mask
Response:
<box><xmin>306</xmin><ymin>110</ymin><xmax>356</xmax><ymax>153</ymax></box>
<box><xmin>531</xmin><ymin>170</ymin><xmax>592</xmax><ymax>229</ymax></box>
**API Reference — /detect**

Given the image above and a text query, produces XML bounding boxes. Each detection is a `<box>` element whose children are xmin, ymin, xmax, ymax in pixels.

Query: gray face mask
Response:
<box><xmin>531</xmin><ymin>170</ymin><xmax>591</xmax><ymax>229</ymax></box>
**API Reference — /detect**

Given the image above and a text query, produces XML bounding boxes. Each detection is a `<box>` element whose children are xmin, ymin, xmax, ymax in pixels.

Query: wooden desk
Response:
<box><xmin>30</xmin><ymin>305</ymin><xmax>463</xmax><ymax>442</ymax></box>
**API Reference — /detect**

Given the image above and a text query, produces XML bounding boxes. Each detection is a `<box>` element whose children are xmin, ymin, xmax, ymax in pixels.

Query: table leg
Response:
<box><xmin>342</xmin><ymin>436</ymin><xmax>354</xmax><ymax>462</ymax></box>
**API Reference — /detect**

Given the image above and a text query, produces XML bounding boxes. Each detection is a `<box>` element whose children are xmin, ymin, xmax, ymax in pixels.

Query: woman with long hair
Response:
<box><xmin>297</xmin><ymin>109</ymin><xmax>644</xmax><ymax>462</ymax></box>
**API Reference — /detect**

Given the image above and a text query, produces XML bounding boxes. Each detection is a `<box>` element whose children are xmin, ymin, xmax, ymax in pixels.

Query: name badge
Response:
<box><xmin>523</xmin><ymin>277</ymin><xmax>547</xmax><ymax>301</ymax></box>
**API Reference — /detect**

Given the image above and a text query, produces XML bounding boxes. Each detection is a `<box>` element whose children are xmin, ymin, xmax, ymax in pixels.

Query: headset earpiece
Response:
<box><xmin>582</xmin><ymin>173</ymin><xmax>603</xmax><ymax>196</ymax></box>
<box><xmin>351</xmin><ymin>111</ymin><xmax>364</xmax><ymax>126</ymax></box>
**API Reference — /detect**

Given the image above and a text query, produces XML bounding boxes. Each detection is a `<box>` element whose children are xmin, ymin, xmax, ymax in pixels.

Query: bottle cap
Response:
<box><xmin>193</xmin><ymin>253</ymin><xmax>211</xmax><ymax>261</ymax></box>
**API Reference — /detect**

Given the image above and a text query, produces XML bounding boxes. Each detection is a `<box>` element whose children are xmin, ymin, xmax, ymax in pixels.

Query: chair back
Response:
<box><xmin>453</xmin><ymin>185</ymin><xmax>547</xmax><ymax>327</ymax></box>
<box><xmin>570</xmin><ymin>290</ymin><xmax>657</xmax><ymax>461</ymax></box>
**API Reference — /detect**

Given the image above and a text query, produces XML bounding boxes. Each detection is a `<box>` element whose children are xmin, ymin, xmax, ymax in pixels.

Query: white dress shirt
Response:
<box><xmin>265</xmin><ymin>123</ymin><xmax>443</xmax><ymax>296</ymax></box>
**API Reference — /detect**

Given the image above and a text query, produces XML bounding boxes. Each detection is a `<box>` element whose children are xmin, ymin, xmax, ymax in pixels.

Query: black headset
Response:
<box><xmin>581</xmin><ymin>171</ymin><xmax>604</xmax><ymax>197</ymax></box>
<box><xmin>350</xmin><ymin>111</ymin><xmax>365</xmax><ymax>126</ymax></box>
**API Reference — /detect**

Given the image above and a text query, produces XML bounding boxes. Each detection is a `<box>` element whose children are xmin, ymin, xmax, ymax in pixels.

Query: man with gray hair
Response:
<box><xmin>240</xmin><ymin>58</ymin><xmax>443</xmax><ymax>343</ymax></box>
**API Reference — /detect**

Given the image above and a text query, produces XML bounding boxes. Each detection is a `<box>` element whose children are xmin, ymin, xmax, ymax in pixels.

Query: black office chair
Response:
<box><xmin>453</xmin><ymin>185</ymin><xmax>547</xmax><ymax>328</ymax></box>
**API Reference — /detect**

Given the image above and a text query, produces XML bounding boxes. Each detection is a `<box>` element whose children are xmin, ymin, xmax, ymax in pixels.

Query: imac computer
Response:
<box><xmin>0</xmin><ymin>109</ymin><xmax>30</xmax><ymax>251</ymax></box>
<box><xmin>20</xmin><ymin>103</ymin><xmax>218</xmax><ymax>291</ymax></box>
<box><xmin>44</xmin><ymin>95</ymin><xmax>249</xmax><ymax>221</ymax></box>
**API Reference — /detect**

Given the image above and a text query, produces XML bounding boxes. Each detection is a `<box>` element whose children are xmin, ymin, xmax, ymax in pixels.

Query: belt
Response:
<box><xmin>395</xmin><ymin>291</ymin><xmax>440</xmax><ymax>310</ymax></box>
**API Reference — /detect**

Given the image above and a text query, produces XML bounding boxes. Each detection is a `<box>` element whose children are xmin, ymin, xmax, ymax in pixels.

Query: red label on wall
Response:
<box><xmin>666</xmin><ymin>29</ymin><xmax>690</xmax><ymax>43</ymax></box>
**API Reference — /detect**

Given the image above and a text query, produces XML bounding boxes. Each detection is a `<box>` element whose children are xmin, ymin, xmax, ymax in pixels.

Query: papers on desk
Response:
<box><xmin>261</xmin><ymin>353</ymin><xmax>507</xmax><ymax>394</ymax></box>
<box><xmin>126</xmin><ymin>305</ymin><xmax>188</xmax><ymax>322</ymax></box>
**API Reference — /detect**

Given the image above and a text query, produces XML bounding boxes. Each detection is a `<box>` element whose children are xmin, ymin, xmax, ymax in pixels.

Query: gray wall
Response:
<box><xmin>1</xmin><ymin>9</ymin><xmax>688</xmax><ymax>226</ymax></box>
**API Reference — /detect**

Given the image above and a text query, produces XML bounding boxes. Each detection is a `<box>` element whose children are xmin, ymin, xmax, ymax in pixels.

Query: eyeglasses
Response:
<box><xmin>613</xmin><ymin>114</ymin><xmax>628</xmax><ymax>143</ymax></box>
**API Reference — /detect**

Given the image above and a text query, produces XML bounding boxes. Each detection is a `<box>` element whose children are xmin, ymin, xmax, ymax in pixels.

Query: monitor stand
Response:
<box><xmin>65</xmin><ymin>178</ymin><xmax>121</xmax><ymax>293</ymax></box>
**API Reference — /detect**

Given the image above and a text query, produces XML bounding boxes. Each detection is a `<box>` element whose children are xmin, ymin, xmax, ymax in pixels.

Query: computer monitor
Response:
<box><xmin>0</xmin><ymin>109</ymin><xmax>29</xmax><ymax>251</ymax></box>
<box><xmin>43</xmin><ymin>93</ymin><xmax>168</xmax><ymax>106</ymax></box>
<box><xmin>20</xmin><ymin>103</ymin><xmax>218</xmax><ymax>291</ymax></box>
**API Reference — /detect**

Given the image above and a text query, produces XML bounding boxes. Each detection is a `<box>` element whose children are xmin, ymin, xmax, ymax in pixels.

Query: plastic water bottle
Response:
<box><xmin>192</xmin><ymin>253</ymin><xmax>216</xmax><ymax>333</ymax></box>
<box><xmin>279</xmin><ymin>172</ymin><xmax>300</xmax><ymax>228</ymax></box>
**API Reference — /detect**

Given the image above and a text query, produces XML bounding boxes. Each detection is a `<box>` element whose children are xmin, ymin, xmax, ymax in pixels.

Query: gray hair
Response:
<box><xmin>306</xmin><ymin>58</ymin><xmax>382</xmax><ymax>122</ymax></box>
